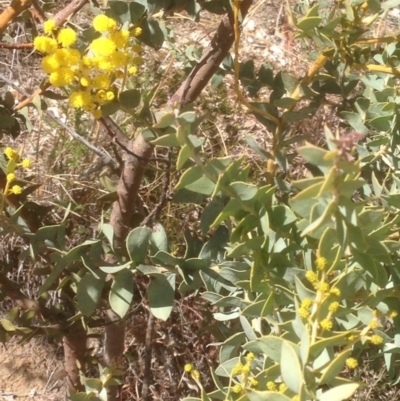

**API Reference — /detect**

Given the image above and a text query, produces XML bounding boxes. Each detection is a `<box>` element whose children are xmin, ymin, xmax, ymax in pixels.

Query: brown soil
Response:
<box><xmin>0</xmin><ymin>338</ymin><xmax>65</xmax><ymax>400</ymax></box>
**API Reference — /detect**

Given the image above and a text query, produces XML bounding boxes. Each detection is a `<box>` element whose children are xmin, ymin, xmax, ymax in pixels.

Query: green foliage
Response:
<box><xmin>3</xmin><ymin>0</ymin><xmax>400</xmax><ymax>400</ymax></box>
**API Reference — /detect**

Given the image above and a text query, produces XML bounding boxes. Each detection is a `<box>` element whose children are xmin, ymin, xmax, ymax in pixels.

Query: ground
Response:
<box><xmin>0</xmin><ymin>339</ymin><xmax>65</xmax><ymax>400</ymax></box>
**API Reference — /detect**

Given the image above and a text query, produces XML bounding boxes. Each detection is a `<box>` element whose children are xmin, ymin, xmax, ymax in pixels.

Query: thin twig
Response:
<box><xmin>99</xmin><ymin>116</ymin><xmax>169</xmax><ymax>163</ymax></box>
<box><xmin>0</xmin><ymin>42</ymin><xmax>33</xmax><ymax>49</ymax></box>
<box><xmin>141</xmin><ymin>310</ymin><xmax>154</xmax><ymax>401</ymax></box>
<box><xmin>140</xmin><ymin>148</ymin><xmax>172</xmax><ymax>226</ymax></box>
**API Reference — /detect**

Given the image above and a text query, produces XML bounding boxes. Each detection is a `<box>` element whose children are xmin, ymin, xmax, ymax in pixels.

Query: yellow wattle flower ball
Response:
<box><xmin>191</xmin><ymin>370</ymin><xmax>200</xmax><ymax>380</ymax></box>
<box><xmin>315</xmin><ymin>256</ymin><xmax>328</xmax><ymax>271</ymax></box>
<box><xmin>131</xmin><ymin>26</ymin><xmax>142</xmax><ymax>37</ymax></box>
<box><xmin>33</xmin><ymin>36</ymin><xmax>58</xmax><ymax>53</ymax></box>
<box><xmin>49</xmin><ymin>67</ymin><xmax>75</xmax><ymax>87</ymax></box>
<box><xmin>42</xmin><ymin>54</ymin><xmax>62</xmax><ymax>73</ymax></box>
<box><xmin>11</xmin><ymin>185</ymin><xmax>22</xmax><ymax>195</ymax></box>
<box><xmin>128</xmin><ymin>65</ymin><xmax>138</xmax><ymax>75</ymax></box>
<box><xmin>305</xmin><ymin>271</ymin><xmax>318</xmax><ymax>283</ymax></box>
<box><xmin>69</xmin><ymin>91</ymin><xmax>92</xmax><ymax>108</ymax></box>
<box><xmin>232</xmin><ymin>384</ymin><xmax>242</xmax><ymax>394</ymax></box>
<box><xmin>21</xmin><ymin>159</ymin><xmax>31</xmax><ymax>168</ymax></box>
<box><xmin>80</xmin><ymin>76</ymin><xmax>91</xmax><ymax>87</ymax></box>
<box><xmin>184</xmin><ymin>363</ymin><xmax>193</xmax><ymax>373</ymax></box>
<box><xmin>57</xmin><ymin>27</ymin><xmax>77</xmax><ymax>47</ymax></box>
<box><xmin>4</xmin><ymin>147</ymin><xmax>19</xmax><ymax>160</ymax></box>
<box><xmin>106</xmin><ymin>91</ymin><xmax>115</xmax><ymax>101</ymax></box>
<box><xmin>299</xmin><ymin>307</ymin><xmax>310</xmax><ymax>319</ymax></box>
<box><xmin>370</xmin><ymin>335</ymin><xmax>383</xmax><ymax>345</ymax></box>
<box><xmin>249</xmin><ymin>377</ymin><xmax>258</xmax><ymax>387</ymax></box>
<box><xmin>7</xmin><ymin>173</ymin><xmax>15</xmax><ymax>182</ymax></box>
<box><xmin>110</xmin><ymin>30</ymin><xmax>130</xmax><ymax>47</ymax></box>
<box><xmin>92</xmin><ymin>74</ymin><xmax>111</xmax><ymax>90</ymax></box>
<box><xmin>43</xmin><ymin>19</ymin><xmax>57</xmax><ymax>34</ymax></box>
<box><xmin>93</xmin><ymin>14</ymin><xmax>117</xmax><ymax>33</ymax></box>
<box><xmin>90</xmin><ymin>37</ymin><xmax>117</xmax><ymax>57</ymax></box>
<box><xmin>110</xmin><ymin>51</ymin><xmax>129</xmax><ymax>68</ymax></box>
<box><xmin>328</xmin><ymin>301</ymin><xmax>340</xmax><ymax>313</ymax></box>
<box><xmin>346</xmin><ymin>358</ymin><xmax>358</xmax><ymax>369</ymax></box>
<box><xmin>320</xmin><ymin>318</ymin><xmax>333</xmax><ymax>331</ymax></box>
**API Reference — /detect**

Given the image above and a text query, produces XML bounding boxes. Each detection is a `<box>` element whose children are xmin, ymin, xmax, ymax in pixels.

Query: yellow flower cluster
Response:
<box><xmin>346</xmin><ymin>357</ymin><xmax>358</xmax><ymax>369</ymax></box>
<box><xmin>370</xmin><ymin>334</ymin><xmax>383</xmax><ymax>345</ymax></box>
<box><xmin>34</xmin><ymin>15</ymin><xmax>143</xmax><ymax>119</ymax></box>
<box><xmin>299</xmin><ymin>298</ymin><xmax>313</xmax><ymax>319</ymax></box>
<box><xmin>320</xmin><ymin>318</ymin><xmax>333</xmax><ymax>331</ymax></box>
<box><xmin>183</xmin><ymin>363</ymin><xmax>200</xmax><ymax>382</ymax></box>
<box><xmin>230</xmin><ymin>353</ymin><xmax>258</xmax><ymax>392</ymax></box>
<box><xmin>266</xmin><ymin>381</ymin><xmax>286</xmax><ymax>392</ymax></box>
<box><xmin>315</xmin><ymin>256</ymin><xmax>328</xmax><ymax>271</ymax></box>
<box><xmin>1</xmin><ymin>147</ymin><xmax>32</xmax><ymax>205</ymax></box>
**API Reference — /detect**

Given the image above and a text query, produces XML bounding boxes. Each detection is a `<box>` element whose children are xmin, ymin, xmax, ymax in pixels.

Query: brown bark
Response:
<box><xmin>0</xmin><ymin>42</ymin><xmax>33</xmax><ymax>49</ymax></box>
<box><xmin>0</xmin><ymin>0</ymin><xmax>32</xmax><ymax>35</ymax></box>
<box><xmin>52</xmin><ymin>0</ymin><xmax>89</xmax><ymax>27</ymax></box>
<box><xmin>104</xmin><ymin>310</ymin><xmax>126</xmax><ymax>401</ymax></box>
<box><xmin>63</xmin><ymin>322</ymin><xmax>87</xmax><ymax>392</ymax></box>
<box><xmin>109</xmin><ymin>134</ymin><xmax>153</xmax><ymax>249</ymax></box>
<box><xmin>171</xmin><ymin>0</ymin><xmax>253</xmax><ymax>107</ymax></box>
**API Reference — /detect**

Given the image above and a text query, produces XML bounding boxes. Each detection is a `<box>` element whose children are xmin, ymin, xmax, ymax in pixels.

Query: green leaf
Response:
<box><xmin>319</xmin><ymin>349</ymin><xmax>352</xmax><ymax>385</ymax></box>
<box><xmin>150</xmin><ymin>133</ymin><xmax>180</xmax><ymax>147</ymax></box>
<box><xmin>102</xmin><ymin>223</ymin><xmax>114</xmax><ymax>252</ymax></box>
<box><xmin>310</xmin><ymin>331</ymin><xmax>353</xmax><ymax>358</ymax></box>
<box><xmin>99</xmin><ymin>261</ymin><xmax>132</xmax><ymax>274</ymax></box>
<box><xmin>39</xmin><ymin>259</ymin><xmax>65</xmax><ymax>295</ymax></box>
<box><xmin>318</xmin><ymin>227</ymin><xmax>339</xmax><ymax>266</ymax></box>
<box><xmin>0</xmin><ymin>319</ymin><xmax>16</xmax><ymax>331</ymax></box>
<box><xmin>301</xmin><ymin>200</ymin><xmax>336</xmax><ymax>237</ymax></box>
<box><xmin>148</xmin><ymin>273</ymin><xmax>175</xmax><ymax>320</ymax></box>
<box><xmin>109</xmin><ymin>269</ymin><xmax>134</xmax><ymax>318</ymax></box>
<box><xmin>176</xmin><ymin>144</ymin><xmax>191</xmax><ymax>170</ymax></box>
<box><xmin>295</xmin><ymin>276</ymin><xmax>316</xmax><ymax>301</ymax></box>
<box><xmin>245</xmin><ymin>135</ymin><xmax>271</xmax><ymax>160</ymax></box>
<box><xmin>201</xmin><ymin>198</ymin><xmax>224</xmax><ymax>234</ymax></box>
<box><xmin>339</xmin><ymin>111</ymin><xmax>368</xmax><ymax>134</ymax></box>
<box><xmin>238</xmin><ymin>390</ymin><xmax>292</xmax><ymax>401</ymax></box>
<box><xmin>382</xmin><ymin>0</ymin><xmax>400</xmax><ymax>9</ymax></box>
<box><xmin>244</xmin><ymin>336</ymin><xmax>299</xmax><ymax>362</ymax></box>
<box><xmin>281</xmin><ymin>71</ymin><xmax>299</xmax><ymax>95</ymax></box>
<box><xmin>297</xmin><ymin>16</ymin><xmax>322</xmax><ymax>31</ymax></box>
<box><xmin>109</xmin><ymin>1</ymin><xmax>130</xmax><ymax>23</ymax></box>
<box><xmin>119</xmin><ymin>89</ymin><xmax>141</xmax><ymax>109</ymax></box>
<box><xmin>153</xmin><ymin>112</ymin><xmax>175</xmax><ymax>128</ymax></box>
<box><xmin>319</xmin><ymin>383</ymin><xmax>360</xmax><ymax>401</ymax></box>
<box><xmin>281</xmin><ymin>340</ymin><xmax>303</xmax><ymax>393</ymax></box>
<box><xmin>140</xmin><ymin>18</ymin><xmax>165</xmax><ymax>50</ymax></box>
<box><xmin>178</xmin><ymin>111</ymin><xmax>197</xmax><ymax>125</ymax></box>
<box><xmin>149</xmin><ymin>222</ymin><xmax>168</xmax><ymax>254</ymax></box>
<box><xmin>175</xmin><ymin>166</ymin><xmax>216</xmax><ymax>195</ymax></box>
<box><xmin>229</xmin><ymin>182</ymin><xmax>258</xmax><ymax>201</ymax></box>
<box><xmin>42</xmin><ymin>90</ymin><xmax>68</xmax><ymax>100</ymax></box>
<box><xmin>126</xmin><ymin>227</ymin><xmax>151</xmax><ymax>264</ymax></box>
<box><xmin>77</xmin><ymin>273</ymin><xmax>105</xmax><ymax>317</ymax></box>
<box><xmin>297</xmin><ymin>144</ymin><xmax>332</xmax><ymax>170</ymax></box>
<box><xmin>129</xmin><ymin>1</ymin><xmax>146</xmax><ymax>23</ymax></box>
